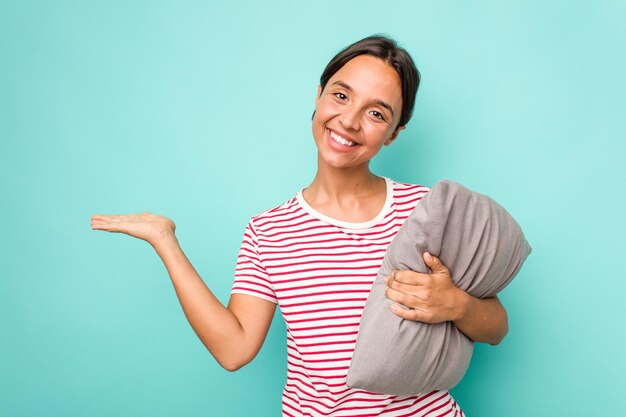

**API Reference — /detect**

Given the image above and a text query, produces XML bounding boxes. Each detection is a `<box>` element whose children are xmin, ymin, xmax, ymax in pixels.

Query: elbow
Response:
<box><xmin>489</xmin><ymin>321</ymin><xmax>509</xmax><ymax>346</ymax></box>
<box><xmin>489</xmin><ymin>301</ymin><xmax>509</xmax><ymax>346</ymax></box>
<box><xmin>488</xmin><ymin>336</ymin><xmax>504</xmax><ymax>346</ymax></box>
<box><xmin>202</xmin><ymin>339</ymin><xmax>252</xmax><ymax>372</ymax></box>
<box><xmin>216</xmin><ymin>353</ymin><xmax>253</xmax><ymax>372</ymax></box>
<box><xmin>221</xmin><ymin>361</ymin><xmax>245</xmax><ymax>372</ymax></box>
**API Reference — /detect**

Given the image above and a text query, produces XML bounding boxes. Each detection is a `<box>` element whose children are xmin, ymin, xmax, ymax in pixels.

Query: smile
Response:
<box><xmin>329</xmin><ymin>129</ymin><xmax>357</xmax><ymax>147</ymax></box>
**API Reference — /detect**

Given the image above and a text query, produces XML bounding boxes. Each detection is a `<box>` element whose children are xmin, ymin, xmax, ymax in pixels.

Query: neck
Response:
<box><xmin>304</xmin><ymin>154</ymin><xmax>383</xmax><ymax>202</ymax></box>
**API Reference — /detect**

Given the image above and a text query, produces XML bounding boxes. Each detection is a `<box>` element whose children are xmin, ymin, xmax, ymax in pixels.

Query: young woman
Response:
<box><xmin>92</xmin><ymin>35</ymin><xmax>508</xmax><ymax>417</ymax></box>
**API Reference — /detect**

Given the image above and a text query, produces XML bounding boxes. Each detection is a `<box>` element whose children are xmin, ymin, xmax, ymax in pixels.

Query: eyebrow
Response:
<box><xmin>331</xmin><ymin>80</ymin><xmax>395</xmax><ymax>118</ymax></box>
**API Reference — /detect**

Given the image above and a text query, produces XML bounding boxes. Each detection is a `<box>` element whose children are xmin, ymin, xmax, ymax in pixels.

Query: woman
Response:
<box><xmin>92</xmin><ymin>35</ymin><xmax>507</xmax><ymax>416</ymax></box>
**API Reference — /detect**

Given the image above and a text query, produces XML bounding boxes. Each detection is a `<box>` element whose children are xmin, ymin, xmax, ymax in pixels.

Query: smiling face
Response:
<box><xmin>312</xmin><ymin>54</ymin><xmax>405</xmax><ymax>171</ymax></box>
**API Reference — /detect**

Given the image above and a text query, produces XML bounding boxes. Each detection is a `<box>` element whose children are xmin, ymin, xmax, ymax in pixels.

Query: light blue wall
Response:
<box><xmin>1</xmin><ymin>1</ymin><xmax>624</xmax><ymax>416</ymax></box>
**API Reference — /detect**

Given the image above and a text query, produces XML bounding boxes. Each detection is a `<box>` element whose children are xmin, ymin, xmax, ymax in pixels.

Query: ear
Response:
<box><xmin>384</xmin><ymin>125</ymin><xmax>405</xmax><ymax>146</ymax></box>
<box><xmin>315</xmin><ymin>85</ymin><xmax>322</xmax><ymax>106</ymax></box>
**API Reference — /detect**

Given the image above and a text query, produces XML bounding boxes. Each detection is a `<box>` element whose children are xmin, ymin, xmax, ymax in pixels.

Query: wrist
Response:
<box><xmin>151</xmin><ymin>229</ymin><xmax>178</xmax><ymax>252</ymax></box>
<box><xmin>452</xmin><ymin>288</ymin><xmax>471</xmax><ymax>322</ymax></box>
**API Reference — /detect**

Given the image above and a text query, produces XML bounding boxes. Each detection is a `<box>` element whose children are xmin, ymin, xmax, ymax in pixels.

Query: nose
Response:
<box><xmin>339</xmin><ymin>105</ymin><xmax>361</xmax><ymax>132</ymax></box>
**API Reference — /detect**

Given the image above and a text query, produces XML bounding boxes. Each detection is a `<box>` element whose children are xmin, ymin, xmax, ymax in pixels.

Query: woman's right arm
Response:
<box><xmin>91</xmin><ymin>212</ymin><xmax>276</xmax><ymax>371</ymax></box>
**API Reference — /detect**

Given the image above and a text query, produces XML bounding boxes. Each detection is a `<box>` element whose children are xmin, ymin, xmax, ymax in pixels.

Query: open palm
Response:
<box><xmin>91</xmin><ymin>212</ymin><xmax>176</xmax><ymax>246</ymax></box>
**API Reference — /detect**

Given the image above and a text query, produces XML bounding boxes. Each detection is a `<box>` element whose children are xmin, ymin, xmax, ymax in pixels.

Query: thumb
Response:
<box><xmin>423</xmin><ymin>251</ymin><xmax>447</xmax><ymax>274</ymax></box>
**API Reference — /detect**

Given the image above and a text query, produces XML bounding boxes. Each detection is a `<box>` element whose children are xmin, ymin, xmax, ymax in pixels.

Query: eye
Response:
<box><xmin>333</xmin><ymin>92</ymin><xmax>348</xmax><ymax>100</ymax></box>
<box><xmin>370</xmin><ymin>110</ymin><xmax>386</xmax><ymax>121</ymax></box>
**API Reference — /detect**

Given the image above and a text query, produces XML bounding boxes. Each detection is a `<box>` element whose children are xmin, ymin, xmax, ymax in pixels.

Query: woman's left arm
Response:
<box><xmin>453</xmin><ymin>293</ymin><xmax>508</xmax><ymax>345</ymax></box>
<box><xmin>384</xmin><ymin>252</ymin><xmax>508</xmax><ymax>345</ymax></box>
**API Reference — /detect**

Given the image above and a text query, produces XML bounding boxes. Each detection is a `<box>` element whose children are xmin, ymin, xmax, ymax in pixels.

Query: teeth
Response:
<box><xmin>330</xmin><ymin>130</ymin><xmax>356</xmax><ymax>147</ymax></box>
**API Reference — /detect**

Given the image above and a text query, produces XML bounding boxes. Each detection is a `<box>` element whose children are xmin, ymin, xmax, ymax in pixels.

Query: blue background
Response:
<box><xmin>1</xmin><ymin>1</ymin><xmax>624</xmax><ymax>416</ymax></box>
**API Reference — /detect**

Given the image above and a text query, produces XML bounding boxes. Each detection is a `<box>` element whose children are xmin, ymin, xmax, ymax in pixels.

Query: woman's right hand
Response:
<box><xmin>91</xmin><ymin>212</ymin><xmax>176</xmax><ymax>247</ymax></box>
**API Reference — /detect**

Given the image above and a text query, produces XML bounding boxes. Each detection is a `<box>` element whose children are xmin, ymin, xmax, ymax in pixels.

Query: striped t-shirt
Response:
<box><xmin>231</xmin><ymin>178</ymin><xmax>465</xmax><ymax>417</ymax></box>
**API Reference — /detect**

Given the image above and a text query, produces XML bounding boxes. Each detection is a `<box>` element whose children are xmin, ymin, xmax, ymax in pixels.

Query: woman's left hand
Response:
<box><xmin>384</xmin><ymin>252</ymin><xmax>468</xmax><ymax>324</ymax></box>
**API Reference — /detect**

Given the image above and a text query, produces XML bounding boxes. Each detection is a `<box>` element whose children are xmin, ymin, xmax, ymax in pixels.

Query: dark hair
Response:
<box><xmin>318</xmin><ymin>35</ymin><xmax>420</xmax><ymax>129</ymax></box>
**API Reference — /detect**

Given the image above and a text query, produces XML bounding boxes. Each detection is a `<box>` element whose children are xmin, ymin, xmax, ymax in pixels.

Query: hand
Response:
<box><xmin>384</xmin><ymin>252</ymin><xmax>468</xmax><ymax>324</ymax></box>
<box><xmin>91</xmin><ymin>212</ymin><xmax>176</xmax><ymax>247</ymax></box>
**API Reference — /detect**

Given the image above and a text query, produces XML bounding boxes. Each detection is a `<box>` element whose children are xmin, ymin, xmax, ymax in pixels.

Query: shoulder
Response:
<box><xmin>390</xmin><ymin>178</ymin><xmax>430</xmax><ymax>191</ymax></box>
<box><xmin>389</xmin><ymin>178</ymin><xmax>431</xmax><ymax>200</ymax></box>
<box><xmin>388</xmin><ymin>178</ymin><xmax>431</xmax><ymax>213</ymax></box>
<box><xmin>246</xmin><ymin>194</ymin><xmax>303</xmax><ymax>233</ymax></box>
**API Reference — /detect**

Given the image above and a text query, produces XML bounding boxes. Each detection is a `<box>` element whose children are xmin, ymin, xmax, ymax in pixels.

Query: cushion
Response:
<box><xmin>346</xmin><ymin>179</ymin><xmax>532</xmax><ymax>395</ymax></box>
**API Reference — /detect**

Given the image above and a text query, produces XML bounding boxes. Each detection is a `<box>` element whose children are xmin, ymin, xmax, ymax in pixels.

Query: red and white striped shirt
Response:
<box><xmin>231</xmin><ymin>178</ymin><xmax>465</xmax><ymax>417</ymax></box>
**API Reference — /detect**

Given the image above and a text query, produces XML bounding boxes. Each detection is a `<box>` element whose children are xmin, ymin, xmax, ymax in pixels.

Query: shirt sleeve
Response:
<box><xmin>230</xmin><ymin>220</ymin><xmax>278</xmax><ymax>304</ymax></box>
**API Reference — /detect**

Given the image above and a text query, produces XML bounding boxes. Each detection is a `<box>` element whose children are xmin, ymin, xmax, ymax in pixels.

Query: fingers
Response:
<box><xmin>385</xmin><ymin>270</ymin><xmax>430</xmax><ymax>286</ymax></box>
<box><xmin>423</xmin><ymin>251</ymin><xmax>449</xmax><ymax>274</ymax></box>
<box><xmin>385</xmin><ymin>285</ymin><xmax>440</xmax><ymax>323</ymax></box>
<box><xmin>384</xmin><ymin>275</ymin><xmax>430</xmax><ymax>299</ymax></box>
<box><xmin>92</xmin><ymin>214</ymin><xmax>120</xmax><ymax>223</ymax></box>
<box><xmin>91</xmin><ymin>216</ymin><xmax>120</xmax><ymax>232</ymax></box>
<box><xmin>383</xmin><ymin>270</ymin><xmax>431</xmax><ymax>306</ymax></box>
<box><xmin>390</xmin><ymin>303</ymin><xmax>435</xmax><ymax>323</ymax></box>
<box><xmin>384</xmin><ymin>259</ymin><xmax>455</xmax><ymax>324</ymax></box>
<box><xmin>90</xmin><ymin>214</ymin><xmax>135</xmax><ymax>232</ymax></box>
<box><xmin>383</xmin><ymin>270</ymin><xmax>436</xmax><ymax>323</ymax></box>
<box><xmin>92</xmin><ymin>214</ymin><xmax>136</xmax><ymax>221</ymax></box>
<box><xmin>385</xmin><ymin>285</ymin><xmax>428</xmax><ymax>309</ymax></box>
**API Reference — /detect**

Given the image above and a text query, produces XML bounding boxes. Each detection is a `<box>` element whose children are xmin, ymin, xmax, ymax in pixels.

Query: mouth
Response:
<box><xmin>328</xmin><ymin>128</ymin><xmax>358</xmax><ymax>147</ymax></box>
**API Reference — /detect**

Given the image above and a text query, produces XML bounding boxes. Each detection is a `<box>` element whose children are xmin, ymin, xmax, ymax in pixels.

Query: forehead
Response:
<box><xmin>328</xmin><ymin>55</ymin><xmax>403</xmax><ymax>109</ymax></box>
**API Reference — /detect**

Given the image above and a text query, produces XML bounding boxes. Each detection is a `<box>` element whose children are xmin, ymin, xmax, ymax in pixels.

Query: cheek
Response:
<box><xmin>311</xmin><ymin>109</ymin><xmax>329</xmax><ymax>141</ymax></box>
<box><xmin>365</xmin><ymin>123</ymin><xmax>395</xmax><ymax>145</ymax></box>
<box><xmin>316</xmin><ymin>96</ymin><xmax>341</xmax><ymax>117</ymax></box>
<box><xmin>312</xmin><ymin>111</ymin><xmax>325</xmax><ymax>134</ymax></box>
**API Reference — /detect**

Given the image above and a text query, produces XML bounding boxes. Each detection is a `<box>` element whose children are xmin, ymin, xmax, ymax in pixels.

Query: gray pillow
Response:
<box><xmin>346</xmin><ymin>180</ymin><xmax>532</xmax><ymax>395</ymax></box>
